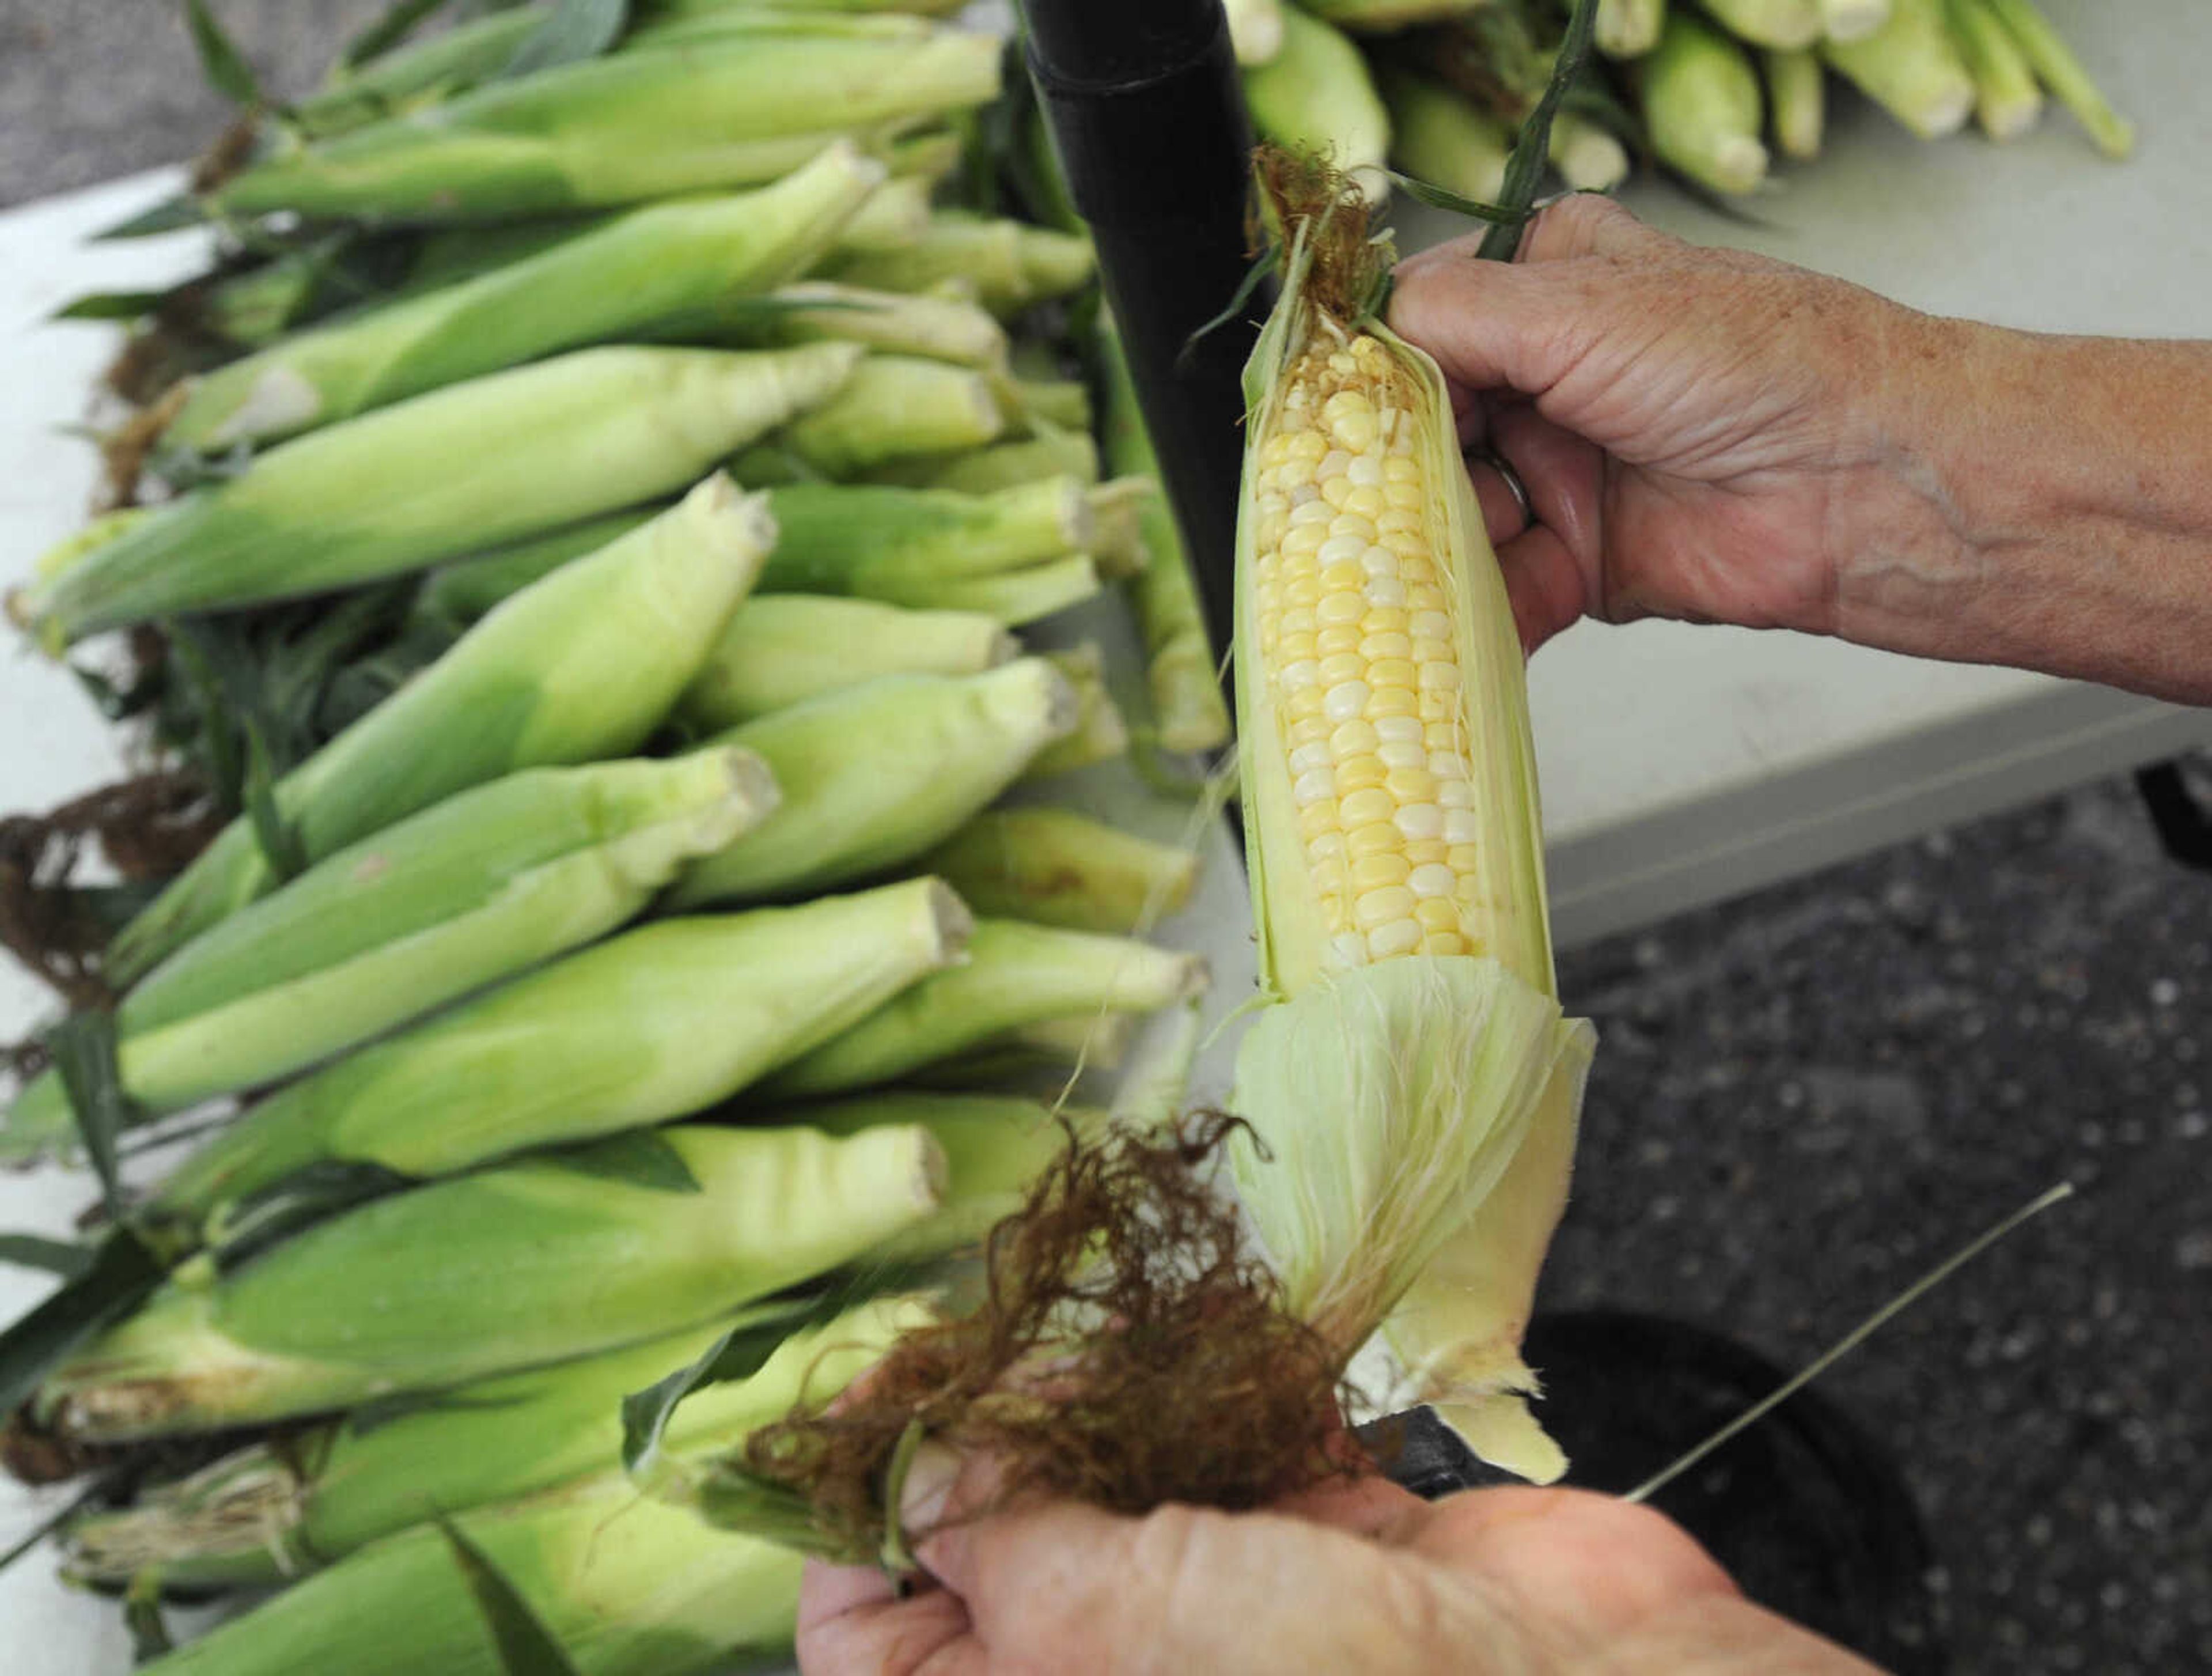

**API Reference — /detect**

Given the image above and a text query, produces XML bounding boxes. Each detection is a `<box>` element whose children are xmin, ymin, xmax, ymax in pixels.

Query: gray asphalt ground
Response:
<box><xmin>1</xmin><ymin>5</ymin><xmax>2206</xmax><ymax>1672</ymax></box>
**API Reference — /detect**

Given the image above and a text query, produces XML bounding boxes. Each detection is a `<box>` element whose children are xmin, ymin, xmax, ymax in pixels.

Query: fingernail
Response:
<box><xmin>899</xmin><ymin>1442</ymin><xmax>962</xmax><ymax>1538</ymax></box>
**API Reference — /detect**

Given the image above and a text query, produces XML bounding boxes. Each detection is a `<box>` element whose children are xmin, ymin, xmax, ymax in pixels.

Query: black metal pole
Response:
<box><xmin>1022</xmin><ymin>0</ymin><xmax>1259</xmax><ymax>700</ymax></box>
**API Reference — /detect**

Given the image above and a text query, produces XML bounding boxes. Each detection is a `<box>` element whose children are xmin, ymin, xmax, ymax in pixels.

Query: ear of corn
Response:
<box><xmin>1594</xmin><ymin>0</ymin><xmax>1668</xmax><ymax>59</ymax></box>
<box><xmin>1982</xmin><ymin>0</ymin><xmax>2131</xmax><ymax>157</ymax></box>
<box><xmin>757</xmin><ymin>918</ymin><xmax>1206</xmax><ymax>1099</ymax></box>
<box><xmin>20</xmin><ymin>343</ymin><xmax>860</xmax><ymax>640</ymax></box>
<box><xmin>1547</xmin><ymin>110</ymin><xmax>1631</xmax><ymax>192</ymax></box>
<box><xmin>1225</xmin><ymin>165</ymin><xmax>1594</xmax><ymax>1482</ymax></box>
<box><xmin>1820</xmin><ymin>0</ymin><xmax>1975</xmax><ymax>139</ymax></box>
<box><xmin>763</xmin><ymin>354</ymin><xmax>1007</xmax><ymax>475</ymax></box>
<box><xmin>63</xmin><ymin>1296</ymin><xmax>927</xmax><ymax>1590</ymax></box>
<box><xmin>414</xmin><ymin>506</ymin><xmax>667</xmax><ymax>626</ymax></box>
<box><xmin>1699</xmin><ymin>0</ymin><xmax>1820</xmax><ymax>49</ymax></box>
<box><xmin>915</xmin><ymin>808</ymin><xmax>1200</xmax><ymax>935</ymax></box>
<box><xmin>3</xmin><ymin>752</ymin><xmax>774</xmax><ymax>1160</ymax></box>
<box><xmin>132</xmin><ymin>1473</ymin><xmax>802</xmax><ymax>1676</ymax></box>
<box><xmin>150</xmin><ymin>879</ymin><xmax>971</xmax><ymax>1223</ymax></box>
<box><xmin>817</xmin><ymin>213</ymin><xmax>1097</xmax><ymax>319</ymax></box>
<box><xmin>872</xmin><ymin>425</ymin><xmax>1103</xmax><ymax>493</ymax></box>
<box><xmin>1298</xmin><ymin>0</ymin><xmax>1491</xmax><ymax>29</ymax></box>
<box><xmin>35</xmin><ymin>1121</ymin><xmax>944</xmax><ymax>1441</ymax></box>
<box><xmin>921</xmin><ymin>553</ymin><xmax>1105</xmax><ymax>624</ymax></box>
<box><xmin>1820</xmin><ymin>0</ymin><xmax>1894</xmax><ymax>39</ymax></box>
<box><xmin>167</xmin><ymin>146</ymin><xmax>887</xmax><ymax>452</ymax></box>
<box><xmin>1946</xmin><ymin>0</ymin><xmax>2043</xmax><ymax>141</ymax></box>
<box><xmin>676</xmin><ymin>595</ymin><xmax>1018</xmax><ymax>732</ymax></box>
<box><xmin>681</xmin><ymin>280</ymin><xmax>1010</xmax><ymax>370</ymax></box>
<box><xmin>1225</xmin><ymin>0</ymin><xmax>1288</xmax><ymax>65</ymax></box>
<box><xmin>1241</xmin><ymin>9</ymin><xmax>1392</xmax><ymax>197</ymax></box>
<box><xmin>109</xmin><ymin>476</ymin><xmax>775</xmax><ymax>983</ymax></box>
<box><xmin>1643</xmin><ymin>10</ymin><xmax>1771</xmax><ymax>195</ymax></box>
<box><xmin>1762</xmin><ymin>45</ymin><xmax>1827</xmax><ymax>160</ymax></box>
<box><xmin>667</xmin><ymin>660</ymin><xmax>1077</xmax><ymax>907</ymax></box>
<box><xmin>821</xmin><ymin>175</ymin><xmax>936</xmax><ymax>252</ymax></box>
<box><xmin>290</xmin><ymin>7</ymin><xmax>545</xmax><ymax>138</ymax></box>
<box><xmin>209</xmin><ymin>29</ymin><xmax>1003</xmax><ymax>225</ymax></box>
<box><xmin>1022</xmin><ymin>644</ymin><xmax>1130</xmax><ymax>779</ymax></box>
<box><xmin>1096</xmin><ymin>312</ymin><xmax>1233</xmax><ymax>754</ymax></box>
<box><xmin>754</xmin><ymin>476</ymin><xmax>1089</xmax><ymax>601</ymax></box>
<box><xmin>1377</xmin><ymin>67</ymin><xmax>1512</xmax><ymax>203</ymax></box>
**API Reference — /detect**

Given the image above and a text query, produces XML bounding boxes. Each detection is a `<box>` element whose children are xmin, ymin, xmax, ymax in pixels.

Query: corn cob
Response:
<box><xmin>668</xmin><ymin>660</ymin><xmax>1076</xmax><ymax>908</ymax></box>
<box><xmin>1819</xmin><ymin>0</ymin><xmax>1893</xmax><ymax>40</ymax></box>
<box><xmin>816</xmin><ymin>213</ymin><xmax>1097</xmax><ymax>319</ymax></box>
<box><xmin>922</xmin><ymin>554</ymin><xmax>1106</xmax><ymax>624</ymax></box>
<box><xmin>1763</xmin><ymin>45</ymin><xmax>1827</xmax><ymax>159</ymax></box>
<box><xmin>757</xmin><ymin>918</ymin><xmax>1206</xmax><ymax>1099</ymax></box>
<box><xmin>291</xmin><ymin>8</ymin><xmax>547</xmax><ymax>138</ymax></box>
<box><xmin>1097</xmin><ymin>312</ymin><xmax>1233</xmax><ymax>754</ymax></box>
<box><xmin>63</xmin><ymin>1296</ymin><xmax>927</xmax><ymax>1590</ymax></box>
<box><xmin>35</xmin><ymin>1121</ymin><xmax>944</xmax><ymax>1440</ymax></box>
<box><xmin>414</xmin><ymin>507</ymin><xmax>665</xmax><ymax>625</ymax></box>
<box><xmin>109</xmin><ymin>476</ymin><xmax>774</xmax><ymax>984</ymax></box>
<box><xmin>3</xmin><ymin>752</ymin><xmax>773</xmax><ymax>1162</ymax></box>
<box><xmin>1643</xmin><ymin>10</ymin><xmax>1771</xmax><ymax>194</ymax></box>
<box><xmin>1299</xmin><ymin>0</ymin><xmax>1491</xmax><ymax>28</ymax></box>
<box><xmin>1224</xmin><ymin>160</ymin><xmax>1594</xmax><ymax>1482</ymax></box>
<box><xmin>209</xmin><ymin>28</ymin><xmax>1002</xmax><ymax>225</ymax></box>
<box><xmin>166</xmin><ymin>147</ymin><xmax>885</xmax><ymax>452</ymax></box>
<box><xmin>676</xmin><ymin>596</ymin><xmax>1017</xmax><ymax>732</ymax></box>
<box><xmin>763</xmin><ymin>354</ymin><xmax>1007</xmax><ymax>475</ymax></box>
<box><xmin>822</xmin><ymin>174</ymin><xmax>935</xmax><ymax>252</ymax></box>
<box><xmin>868</xmin><ymin>424</ymin><xmax>1103</xmax><ymax>493</ymax></box>
<box><xmin>1225</xmin><ymin>0</ymin><xmax>1287</xmax><ymax>65</ymax></box>
<box><xmin>1024</xmin><ymin>644</ymin><xmax>1131</xmax><ymax>778</ymax></box>
<box><xmin>753</xmin><ymin>476</ymin><xmax>1090</xmax><ymax>599</ymax></box>
<box><xmin>136</xmin><ymin>1474</ymin><xmax>801</xmax><ymax>1675</ymax></box>
<box><xmin>915</xmin><ymin>808</ymin><xmax>1200</xmax><ymax>934</ymax></box>
<box><xmin>149</xmin><ymin>879</ymin><xmax>971</xmax><ymax>1223</ymax></box>
<box><xmin>680</xmin><ymin>280</ymin><xmax>1011</xmax><ymax>370</ymax></box>
<box><xmin>1242</xmin><ymin>8</ymin><xmax>1391</xmax><ymax>196</ymax></box>
<box><xmin>1820</xmin><ymin>0</ymin><xmax>1975</xmax><ymax>139</ymax></box>
<box><xmin>17</xmin><ymin>343</ymin><xmax>859</xmax><ymax>641</ymax></box>
<box><xmin>1377</xmin><ymin>65</ymin><xmax>1512</xmax><ymax>202</ymax></box>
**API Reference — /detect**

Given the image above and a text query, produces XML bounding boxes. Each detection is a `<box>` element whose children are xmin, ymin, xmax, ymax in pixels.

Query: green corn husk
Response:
<box><xmin>149</xmin><ymin>879</ymin><xmax>971</xmax><ymax>1223</ymax></box>
<box><xmin>1548</xmin><ymin>110</ymin><xmax>1631</xmax><ymax>191</ymax></box>
<box><xmin>2</xmin><ymin>752</ymin><xmax>774</xmax><ymax>1162</ymax></box>
<box><xmin>1096</xmin><ymin>317</ymin><xmax>1230</xmax><ymax>754</ymax></box>
<box><xmin>290</xmin><ymin>9</ymin><xmax>547</xmax><ymax>139</ymax></box>
<box><xmin>1820</xmin><ymin>0</ymin><xmax>1975</xmax><ymax>139</ymax></box>
<box><xmin>64</xmin><ymin>1296</ymin><xmax>928</xmax><ymax>1590</ymax></box>
<box><xmin>1226</xmin><ymin>0</ymin><xmax>1287</xmax><ymax>64</ymax></box>
<box><xmin>1946</xmin><ymin>0</ymin><xmax>2042</xmax><ymax>139</ymax></box>
<box><xmin>669</xmin><ymin>660</ymin><xmax>1076</xmax><ymax>909</ymax></box>
<box><xmin>136</xmin><ymin>1474</ymin><xmax>802</xmax><ymax>1676</ymax></box>
<box><xmin>1024</xmin><ymin>644</ymin><xmax>1130</xmax><ymax>778</ymax></box>
<box><xmin>681</xmin><ymin>280</ymin><xmax>1010</xmax><ymax>369</ymax></box>
<box><xmin>1378</xmin><ymin>66</ymin><xmax>1512</xmax><ymax>201</ymax></box>
<box><xmin>109</xmin><ymin>476</ymin><xmax>775</xmax><ymax>985</ymax></box>
<box><xmin>1643</xmin><ymin>10</ymin><xmax>1771</xmax><ymax>194</ymax></box>
<box><xmin>677</xmin><ymin>596</ymin><xmax>1018</xmax><ymax>732</ymax></box>
<box><xmin>755</xmin><ymin>476</ymin><xmax>1089</xmax><ymax>600</ymax></box>
<box><xmin>817</xmin><ymin>213</ymin><xmax>1097</xmax><ymax>318</ymax></box>
<box><xmin>1298</xmin><ymin>0</ymin><xmax>1488</xmax><ymax>28</ymax></box>
<box><xmin>821</xmin><ymin>175</ymin><xmax>935</xmax><ymax>252</ymax></box>
<box><xmin>1983</xmin><ymin>0</ymin><xmax>2132</xmax><ymax>158</ymax></box>
<box><xmin>1012</xmin><ymin>377</ymin><xmax>1091</xmax><ymax>432</ymax></box>
<box><xmin>1225</xmin><ymin>164</ymin><xmax>1594</xmax><ymax>1484</ymax></box>
<box><xmin>640</xmin><ymin>0</ymin><xmax>971</xmax><ymax>16</ymax></box>
<box><xmin>762</xmin><ymin>354</ymin><xmax>1007</xmax><ymax>476</ymax></box>
<box><xmin>208</xmin><ymin>28</ymin><xmax>1003</xmax><ymax>225</ymax></box>
<box><xmin>412</xmin><ymin>506</ymin><xmax>664</xmax><ymax>625</ymax></box>
<box><xmin>871</xmin><ymin>425</ymin><xmax>1103</xmax><ymax>493</ymax></box>
<box><xmin>17</xmin><ymin>343</ymin><xmax>859</xmax><ymax>642</ymax></box>
<box><xmin>166</xmin><ymin>146</ymin><xmax>885</xmax><ymax>453</ymax></box>
<box><xmin>757</xmin><ymin>918</ymin><xmax>1206</xmax><ymax>1099</ymax></box>
<box><xmin>1819</xmin><ymin>0</ymin><xmax>1892</xmax><ymax>41</ymax></box>
<box><xmin>1596</xmin><ymin>0</ymin><xmax>1667</xmax><ymax>58</ymax></box>
<box><xmin>1698</xmin><ymin>0</ymin><xmax>1820</xmax><ymax>48</ymax></box>
<box><xmin>35</xmin><ymin>1120</ymin><xmax>944</xmax><ymax>1441</ymax></box>
<box><xmin>1762</xmin><ymin>46</ymin><xmax>1826</xmax><ymax>159</ymax></box>
<box><xmin>800</xmin><ymin>1092</ymin><xmax>1087</xmax><ymax>1263</ymax></box>
<box><xmin>1242</xmin><ymin>9</ymin><xmax>1391</xmax><ymax>196</ymax></box>
<box><xmin>915</xmin><ymin>554</ymin><xmax>1105</xmax><ymax>625</ymax></box>
<box><xmin>915</xmin><ymin>808</ymin><xmax>1200</xmax><ymax>935</ymax></box>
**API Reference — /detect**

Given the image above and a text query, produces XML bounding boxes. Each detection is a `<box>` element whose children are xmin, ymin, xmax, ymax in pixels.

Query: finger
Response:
<box><xmin>1516</xmin><ymin>191</ymin><xmax>1671</xmax><ymax>266</ymax></box>
<box><xmin>797</xmin><ymin>1567</ymin><xmax>972</xmax><ymax>1676</ymax></box>
<box><xmin>798</xmin><ymin>1558</ymin><xmax>900</xmax><ymax>1633</ymax></box>
<box><xmin>1488</xmin><ymin>404</ymin><xmax>1607</xmax><ymax>581</ymax></box>
<box><xmin>1495</xmin><ymin>523</ymin><xmax>1592</xmax><ymax>656</ymax></box>
<box><xmin>1270</xmin><ymin>1471</ymin><xmax>1428</xmax><ymax>1538</ymax></box>
<box><xmin>1411</xmin><ymin>1487</ymin><xmax>1743</xmax><ymax>1622</ymax></box>
<box><xmin>1464</xmin><ymin>452</ymin><xmax>1533</xmax><ymax>549</ymax></box>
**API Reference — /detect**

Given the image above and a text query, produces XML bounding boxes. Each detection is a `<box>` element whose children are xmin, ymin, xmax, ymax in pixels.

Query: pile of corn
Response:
<box><xmin>1234</xmin><ymin>0</ymin><xmax>2131</xmax><ymax>201</ymax></box>
<box><xmin>0</xmin><ymin>3</ymin><xmax>1232</xmax><ymax>1669</ymax></box>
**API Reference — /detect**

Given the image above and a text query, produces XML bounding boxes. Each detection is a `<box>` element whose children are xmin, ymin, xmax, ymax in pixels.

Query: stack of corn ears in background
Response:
<box><xmin>1233</xmin><ymin>0</ymin><xmax>2131</xmax><ymax>203</ymax></box>
<box><xmin>0</xmin><ymin>2</ymin><xmax>1229</xmax><ymax>1670</ymax></box>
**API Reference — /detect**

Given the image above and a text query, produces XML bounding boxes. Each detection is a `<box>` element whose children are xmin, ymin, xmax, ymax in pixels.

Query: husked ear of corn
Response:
<box><xmin>1226</xmin><ymin>156</ymin><xmax>1594</xmax><ymax>1482</ymax></box>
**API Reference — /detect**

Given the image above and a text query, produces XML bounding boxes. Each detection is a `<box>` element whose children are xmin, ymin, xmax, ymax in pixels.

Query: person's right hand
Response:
<box><xmin>1390</xmin><ymin>193</ymin><xmax>1948</xmax><ymax>657</ymax></box>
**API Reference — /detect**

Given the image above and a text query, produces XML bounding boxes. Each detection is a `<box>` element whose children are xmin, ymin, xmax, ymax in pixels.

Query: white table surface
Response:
<box><xmin>5</xmin><ymin>0</ymin><xmax>2210</xmax><ymax>1659</ymax></box>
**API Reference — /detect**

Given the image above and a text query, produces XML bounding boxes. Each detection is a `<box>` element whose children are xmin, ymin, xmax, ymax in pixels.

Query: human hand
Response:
<box><xmin>796</xmin><ymin>1459</ymin><xmax>1881</xmax><ymax>1674</ymax></box>
<box><xmin>1389</xmin><ymin>194</ymin><xmax>1949</xmax><ymax>657</ymax></box>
